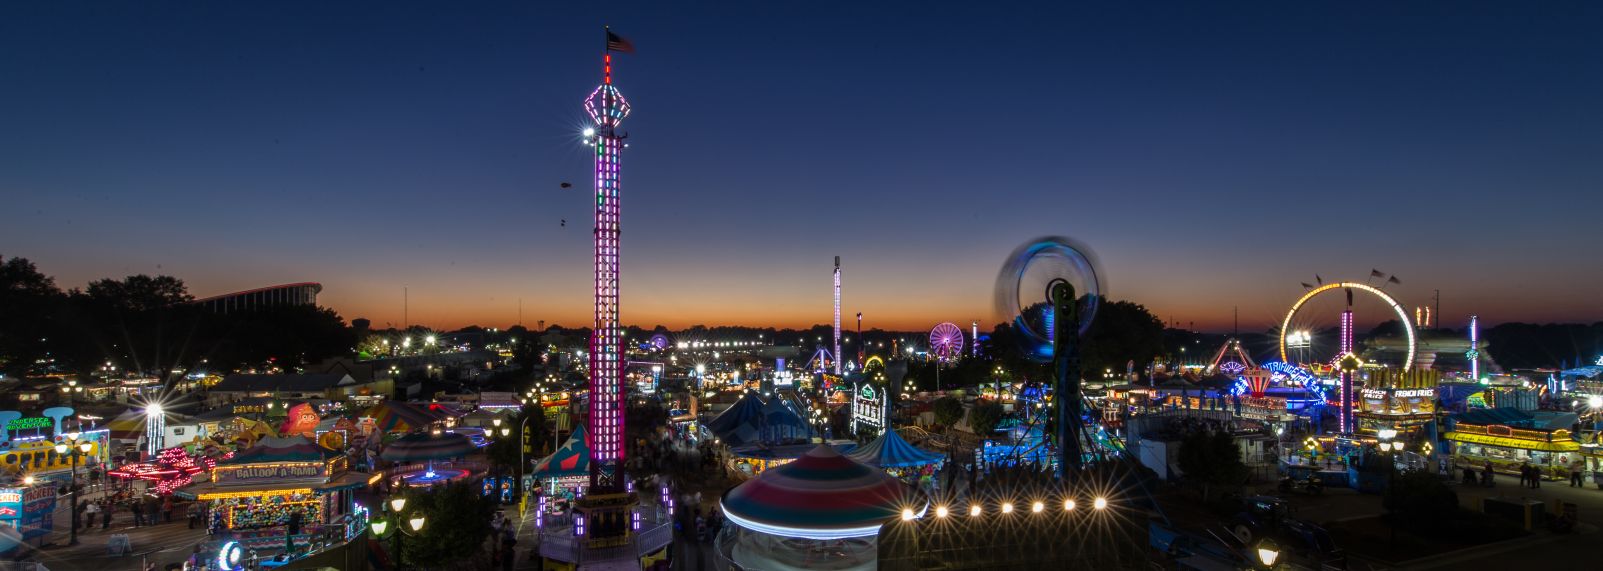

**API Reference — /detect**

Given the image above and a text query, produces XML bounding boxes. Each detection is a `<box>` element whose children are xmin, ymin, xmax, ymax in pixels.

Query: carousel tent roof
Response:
<box><xmin>705</xmin><ymin>392</ymin><xmax>766</xmax><ymax>437</ymax></box>
<box><xmin>532</xmin><ymin>426</ymin><xmax>589</xmax><ymax>479</ymax></box>
<box><xmin>222</xmin><ymin>436</ymin><xmax>337</xmax><ymax>465</ymax></box>
<box><xmin>378</xmin><ymin>431</ymin><xmax>476</xmax><ymax>463</ymax></box>
<box><xmin>721</xmin><ymin>444</ymin><xmax>918</xmax><ymax>540</ymax></box>
<box><xmin>846</xmin><ymin>428</ymin><xmax>944</xmax><ymax>468</ymax></box>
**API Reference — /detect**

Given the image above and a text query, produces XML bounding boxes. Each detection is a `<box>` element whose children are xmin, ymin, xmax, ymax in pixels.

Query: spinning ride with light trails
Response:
<box><xmin>994</xmin><ymin>236</ymin><xmax>1107</xmax><ymax>475</ymax></box>
<box><xmin>929</xmin><ymin>322</ymin><xmax>965</xmax><ymax>362</ymax></box>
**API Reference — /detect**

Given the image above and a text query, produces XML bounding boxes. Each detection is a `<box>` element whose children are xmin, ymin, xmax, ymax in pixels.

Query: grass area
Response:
<box><xmin>1324</xmin><ymin>510</ymin><xmax>1527</xmax><ymax>563</ymax></box>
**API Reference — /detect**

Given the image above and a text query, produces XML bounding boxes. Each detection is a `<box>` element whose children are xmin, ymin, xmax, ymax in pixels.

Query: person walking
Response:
<box><xmin>1532</xmin><ymin>464</ymin><xmax>1542</xmax><ymax>489</ymax></box>
<box><xmin>1518</xmin><ymin>462</ymin><xmax>1530</xmax><ymax>488</ymax></box>
<box><xmin>131</xmin><ymin>498</ymin><xmax>145</xmax><ymax>527</ymax></box>
<box><xmin>499</xmin><ymin>527</ymin><xmax>518</xmax><ymax>571</ymax></box>
<box><xmin>1571</xmin><ymin>458</ymin><xmax>1586</xmax><ymax>488</ymax></box>
<box><xmin>84</xmin><ymin>500</ymin><xmax>100</xmax><ymax>531</ymax></box>
<box><xmin>163</xmin><ymin>496</ymin><xmax>174</xmax><ymax>523</ymax></box>
<box><xmin>187</xmin><ymin>502</ymin><xmax>201</xmax><ymax>529</ymax></box>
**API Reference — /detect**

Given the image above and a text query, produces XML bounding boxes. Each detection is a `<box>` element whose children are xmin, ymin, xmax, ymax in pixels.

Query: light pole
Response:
<box><xmin>60</xmin><ymin>379</ymin><xmax>83</xmax><ymax>406</ymax></box>
<box><xmin>1377</xmin><ymin>429</ymin><xmax>1398</xmax><ymax>549</ymax></box>
<box><xmin>377</xmin><ymin>495</ymin><xmax>425</xmax><ymax>568</ymax></box>
<box><xmin>54</xmin><ymin>432</ymin><xmax>93</xmax><ymax>546</ymax></box>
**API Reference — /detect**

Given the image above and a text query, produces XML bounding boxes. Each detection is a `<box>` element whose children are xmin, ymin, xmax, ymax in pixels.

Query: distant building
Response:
<box><xmin>207</xmin><ymin>372</ymin><xmax>390</xmax><ymax>406</ymax></box>
<box><xmin>194</xmin><ymin>282</ymin><xmax>321</xmax><ymax>314</ymax></box>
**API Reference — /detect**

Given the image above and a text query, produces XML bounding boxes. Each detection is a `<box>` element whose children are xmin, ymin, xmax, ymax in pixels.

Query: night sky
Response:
<box><xmin>3</xmin><ymin>2</ymin><xmax>1600</xmax><ymax>332</ymax></box>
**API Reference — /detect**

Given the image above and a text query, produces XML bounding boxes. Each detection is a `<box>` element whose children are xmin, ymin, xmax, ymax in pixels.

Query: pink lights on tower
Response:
<box><xmin>1338</xmin><ymin>309</ymin><xmax>1354</xmax><ymax>434</ymax></box>
<box><xmin>584</xmin><ymin>52</ymin><xmax>631</xmax><ymax>493</ymax></box>
<box><xmin>833</xmin><ymin>256</ymin><xmax>842</xmax><ymax>376</ymax></box>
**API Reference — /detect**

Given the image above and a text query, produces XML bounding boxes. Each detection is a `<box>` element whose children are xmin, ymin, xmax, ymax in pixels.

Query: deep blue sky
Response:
<box><xmin>2</xmin><ymin>2</ymin><xmax>1600</xmax><ymax>331</ymax></box>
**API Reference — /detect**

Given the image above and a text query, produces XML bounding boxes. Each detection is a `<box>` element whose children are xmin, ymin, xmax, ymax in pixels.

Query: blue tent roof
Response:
<box><xmin>846</xmin><ymin>427</ymin><xmax>945</xmax><ymax>468</ymax></box>
<box><xmin>706</xmin><ymin>392</ymin><xmax>766</xmax><ymax>437</ymax></box>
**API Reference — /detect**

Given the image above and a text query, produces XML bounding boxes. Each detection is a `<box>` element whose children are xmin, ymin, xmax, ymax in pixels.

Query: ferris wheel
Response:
<box><xmin>1278</xmin><ymin>282</ymin><xmax>1416</xmax><ymax>371</ymax></box>
<box><xmin>929</xmin><ymin>322</ymin><xmax>965</xmax><ymax>361</ymax></box>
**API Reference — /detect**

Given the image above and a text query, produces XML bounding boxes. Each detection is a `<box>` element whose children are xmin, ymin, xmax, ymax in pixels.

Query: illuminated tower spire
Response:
<box><xmin>833</xmin><ymin>256</ymin><xmax>842</xmax><ymax>376</ymax></box>
<box><xmin>1467</xmin><ymin>315</ymin><xmax>1480</xmax><ymax>381</ymax></box>
<box><xmin>584</xmin><ymin>47</ymin><xmax>630</xmax><ymax>494</ymax></box>
<box><xmin>1338</xmin><ymin>308</ymin><xmax>1355</xmax><ymax>433</ymax></box>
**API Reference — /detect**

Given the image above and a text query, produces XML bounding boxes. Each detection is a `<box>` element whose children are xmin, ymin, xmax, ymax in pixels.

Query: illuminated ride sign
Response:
<box><xmin>851</xmin><ymin>383</ymin><xmax>884</xmax><ymax>435</ymax></box>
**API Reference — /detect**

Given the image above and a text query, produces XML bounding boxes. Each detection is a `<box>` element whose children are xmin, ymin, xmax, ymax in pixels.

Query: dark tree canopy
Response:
<box><xmin>968</xmin><ymin>400</ymin><xmax>1005</xmax><ymax>436</ymax></box>
<box><xmin>1176</xmin><ymin>430</ymin><xmax>1248</xmax><ymax>501</ymax></box>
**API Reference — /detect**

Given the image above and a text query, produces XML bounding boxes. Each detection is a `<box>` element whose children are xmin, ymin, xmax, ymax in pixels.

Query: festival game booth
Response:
<box><xmin>179</xmin><ymin>436</ymin><xmax>373</xmax><ymax>555</ymax></box>
<box><xmin>719</xmin><ymin>445</ymin><xmax>922</xmax><ymax>571</ymax></box>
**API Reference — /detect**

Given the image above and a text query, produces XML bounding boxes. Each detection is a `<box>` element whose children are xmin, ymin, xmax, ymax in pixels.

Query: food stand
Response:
<box><xmin>1446</xmin><ymin>408</ymin><xmax>1580</xmax><ymax>480</ymax></box>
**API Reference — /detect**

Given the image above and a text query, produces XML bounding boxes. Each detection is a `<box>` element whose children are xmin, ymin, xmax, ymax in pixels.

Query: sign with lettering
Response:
<box><xmin>3</xmin><ymin>418</ymin><xmax>50</xmax><ymax>431</ymax></box>
<box><xmin>231</xmin><ymin>404</ymin><xmax>266</xmax><ymax>415</ymax></box>
<box><xmin>213</xmin><ymin>462</ymin><xmax>326</xmax><ymax>485</ymax></box>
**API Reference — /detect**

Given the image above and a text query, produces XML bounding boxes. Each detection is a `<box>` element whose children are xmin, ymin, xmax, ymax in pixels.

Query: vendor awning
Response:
<box><xmin>1444</xmin><ymin>431</ymin><xmax>1580</xmax><ymax>452</ymax></box>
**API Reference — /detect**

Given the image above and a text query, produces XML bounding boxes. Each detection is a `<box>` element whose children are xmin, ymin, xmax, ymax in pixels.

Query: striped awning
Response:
<box><xmin>721</xmin><ymin>444</ymin><xmax>918</xmax><ymax>540</ymax></box>
<box><xmin>1444</xmin><ymin>431</ymin><xmax>1580</xmax><ymax>452</ymax></box>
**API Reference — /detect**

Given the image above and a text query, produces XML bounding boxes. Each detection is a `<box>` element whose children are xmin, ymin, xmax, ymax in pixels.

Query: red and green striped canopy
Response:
<box><xmin>721</xmin><ymin>444</ymin><xmax>916</xmax><ymax>539</ymax></box>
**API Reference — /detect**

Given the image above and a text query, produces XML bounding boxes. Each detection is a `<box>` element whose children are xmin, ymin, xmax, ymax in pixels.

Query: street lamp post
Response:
<box><xmin>1377</xmin><ymin>429</ymin><xmax>1399</xmax><ymax>549</ymax></box>
<box><xmin>54</xmin><ymin>432</ymin><xmax>93</xmax><ymax>546</ymax></box>
<box><xmin>377</xmin><ymin>495</ymin><xmax>425</xmax><ymax>568</ymax></box>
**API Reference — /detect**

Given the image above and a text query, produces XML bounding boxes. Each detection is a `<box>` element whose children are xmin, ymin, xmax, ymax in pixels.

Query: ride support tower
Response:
<box><xmin>579</xmin><ymin>36</ymin><xmax>635</xmax><ymax>544</ymax></box>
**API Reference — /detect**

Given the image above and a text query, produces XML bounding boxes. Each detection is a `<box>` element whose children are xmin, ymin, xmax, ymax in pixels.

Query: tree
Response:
<box><xmin>403</xmin><ymin>481</ymin><xmax>497</xmax><ymax>567</ymax></box>
<box><xmin>1176</xmin><ymin>430</ymin><xmax>1248</xmax><ymax>502</ymax></box>
<box><xmin>0</xmin><ymin>256</ymin><xmax>66</xmax><ymax>376</ymax></box>
<box><xmin>84</xmin><ymin>274</ymin><xmax>192</xmax><ymax>310</ymax></box>
<box><xmin>1080</xmin><ymin>300</ymin><xmax>1165</xmax><ymax>380</ymax></box>
<box><xmin>968</xmin><ymin>400</ymin><xmax>1005</xmax><ymax>436</ymax></box>
<box><xmin>932</xmin><ymin>397</ymin><xmax>964</xmax><ymax>429</ymax></box>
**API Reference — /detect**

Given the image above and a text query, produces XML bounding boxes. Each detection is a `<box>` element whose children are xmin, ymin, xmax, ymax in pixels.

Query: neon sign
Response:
<box><xmin>4</xmin><ymin>418</ymin><xmax>51</xmax><ymax>431</ymax></box>
<box><xmin>852</xmin><ymin>382</ymin><xmax>884</xmax><ymax>435</ymax></box>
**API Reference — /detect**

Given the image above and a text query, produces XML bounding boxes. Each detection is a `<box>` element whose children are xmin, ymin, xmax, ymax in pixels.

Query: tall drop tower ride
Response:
<box><xmin>578</xmin><ymin>30</ymin><xmax>634</xmax><ymax>543</ymax></box>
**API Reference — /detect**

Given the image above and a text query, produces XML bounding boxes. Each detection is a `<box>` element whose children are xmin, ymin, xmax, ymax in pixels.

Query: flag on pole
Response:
<box><xmin>1387</xmin><ymin>275</ymin><xmax>1402</xmax><ymax>285</ymax></box>
<box><xmin>606</xmin><ymin>29</ymin><xmax>635</xmax><ymax>53</ymax></box>
<box><xmin>1315</xmin><ymin>275</ymin><xmax>1323</xmax><ymax>285</ymax></box>
<box><xmin>1301</xmin><ymin>282</ymin><xmax>1315</xmax><ymax>289</ymax></box>
<box><xmin>1370</xmin><ymin>269</ymin><xmax>1386</xmax><ymax>279</ymax></box>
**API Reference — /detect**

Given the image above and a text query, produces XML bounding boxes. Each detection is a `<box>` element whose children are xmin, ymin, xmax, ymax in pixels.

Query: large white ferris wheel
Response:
<box><xmin>1278</xmin><ymin>282</ymin><xmax>1417</xmax><ymax>371</ymax></box>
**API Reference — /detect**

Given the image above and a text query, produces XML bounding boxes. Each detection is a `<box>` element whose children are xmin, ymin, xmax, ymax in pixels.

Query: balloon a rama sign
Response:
<box><xmin>211</xmin><ymin>461</ymin><xmax>330</xmax><ymax>485</ymax></box>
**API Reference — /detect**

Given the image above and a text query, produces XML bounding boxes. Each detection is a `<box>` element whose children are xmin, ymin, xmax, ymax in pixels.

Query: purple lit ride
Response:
<box><xmin>928</xmin><ymin>323</ymin><xmax>965</xmax><ymax>362</ymax></box>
